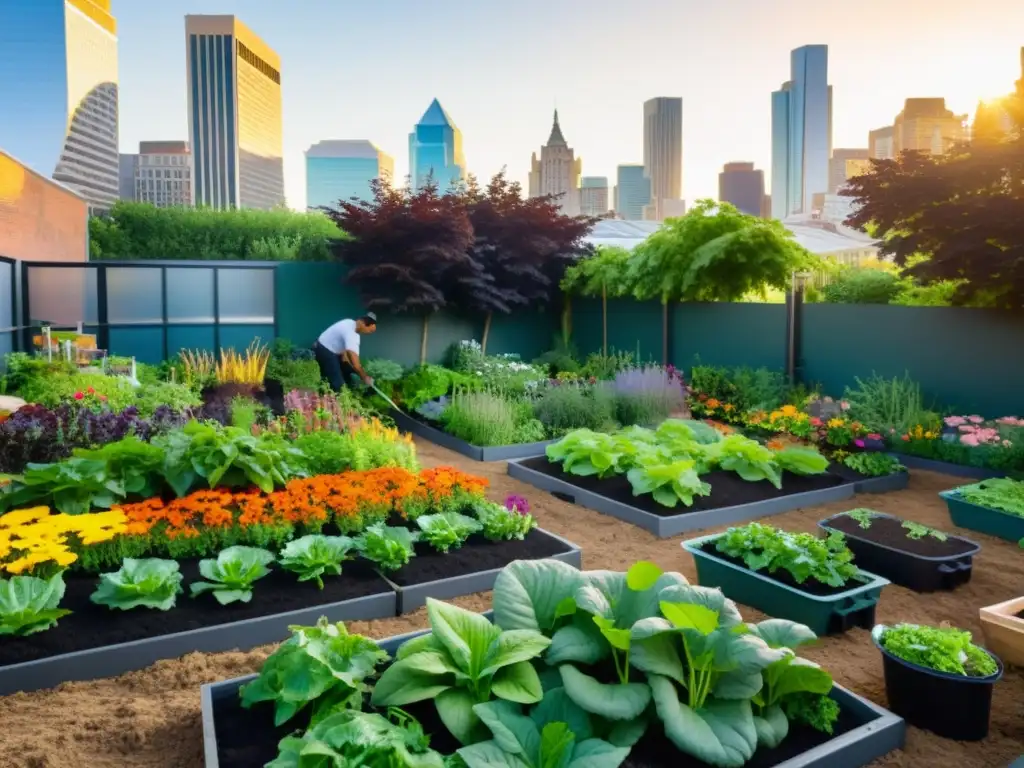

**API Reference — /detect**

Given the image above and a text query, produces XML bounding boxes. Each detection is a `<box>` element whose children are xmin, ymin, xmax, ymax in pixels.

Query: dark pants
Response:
<box><xmin>314</xmin><ymin>342</ymin><xmax>357</xmax><ymax>391</ymax></box>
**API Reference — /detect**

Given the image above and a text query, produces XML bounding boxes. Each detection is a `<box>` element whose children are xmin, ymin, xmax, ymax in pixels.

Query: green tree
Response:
<box><xmin>560</xmin><ymin>245</ymin><xmax>632</xmax><ymax>354</ymax></box>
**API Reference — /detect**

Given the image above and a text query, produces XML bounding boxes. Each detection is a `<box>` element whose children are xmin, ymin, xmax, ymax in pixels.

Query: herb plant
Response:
<box><xmin>240</xmin><ymin>617</ymin><xmax>389</xmax><ymax>727</ymax></box>
<box><xmin>843</xmin><ymin>508</ymin><xmax>877</xmax><ymax>528</ymax></box>
<box><xmin>874</xmin><ymin>623</ymin><xmax>998</xmax><ymax>677</ymax></box>
<box><xmin>416</xmin><ymin>512</ymin><xmax>482</xmax><ymax>553</ymax></box>
<box><xmin>90</xmin><ymin>558</ymin><xmax>183</xmax><ymax>611</ymax></box>
<box><xmin>901</xmin><ymin>521</ymin><xmax>948</xmax><ymax>541</ymax></box>
<box><xmin>190</xmin><ymin>546</ymin><xmax>275</xmax><ymax>605</ymax></box>
<box><xmin>371</xmin><ymin>598</ymin><xmax>552</xmax><ymax>744</ymax></box>
<box><xmin>277</xmin><ymin>535</ymin><xmax>355</xmax><ymax>589</ymax></box>
<box><xmin>714</xmin><ymin>523</ymin><xmax>858</xmax><ymax>588</ymax></box>
<box><xmin>0</xmin><ymin>572</ymin><xmax>71</xmax><ymax>635</ymax></box>
<box><xmin>356</xmin><ymin>524</ymin><xmax>417</xmax><ymax>571</ymax></box>
<box><xmin>843</xmin><ymin>452</ymin><xmax>906</xmax><ymax>477</ymax></box>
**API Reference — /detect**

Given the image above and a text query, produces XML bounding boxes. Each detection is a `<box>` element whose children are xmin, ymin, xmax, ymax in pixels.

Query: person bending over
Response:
<box><xmin>313</xmin><ymin>312</ymin><xmax>377</xmax><ymax>391</ymax></box>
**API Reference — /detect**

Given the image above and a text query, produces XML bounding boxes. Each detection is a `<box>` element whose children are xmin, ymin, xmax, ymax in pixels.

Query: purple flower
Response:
<box><xmin>505</xmin><ymin>494</ymin><xmax>530</xmax><ymax>515</ymax></box>
<box><xmin>854</xmin><ymin>439</ymin><xmax>865</xmax><ymax>448</ymax></box>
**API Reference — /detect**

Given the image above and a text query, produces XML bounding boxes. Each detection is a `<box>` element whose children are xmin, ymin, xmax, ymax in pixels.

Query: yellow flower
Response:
<box><xmin>0</xmin><ymin>507</ymin><xmax>50</xmax><ymax>529</ymax></box>
<box><xmin>924</xmin><ymin>431</ymin><xmax>935</xmax><ymax>440</ymax></box>
<box><xmin>781</xmin><ymin>405</ymin><xmax>799</xmax><ymax>417</ymax></box>
<box><xmin>827</xmin><ymin>418</ymin><xmax>845</xmax><ymax>428</ymax></box>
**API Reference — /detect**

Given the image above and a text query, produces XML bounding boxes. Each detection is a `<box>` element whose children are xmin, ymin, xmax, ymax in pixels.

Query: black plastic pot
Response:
<box><xmin>873</xmin><ymin>625</ymin><xmax>1003</xmax><ymax>741</ymax></box>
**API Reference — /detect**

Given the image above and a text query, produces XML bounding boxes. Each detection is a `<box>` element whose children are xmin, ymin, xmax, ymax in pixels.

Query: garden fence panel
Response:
<box><xmin>572</xmin><ymin>297</ymin><xmax>665</xmax><ymax>362</ymax></box>
<box><xmin>670</xmin><ymin>303</ymin><xmax>788</xmax><ymax>373</ymax></box>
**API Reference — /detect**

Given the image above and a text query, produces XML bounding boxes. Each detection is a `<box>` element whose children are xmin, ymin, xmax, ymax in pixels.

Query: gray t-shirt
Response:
<box><xmin>317</xmin><ymin>319</ymin><xmax>360</xmax><ymax>355</ymax></box>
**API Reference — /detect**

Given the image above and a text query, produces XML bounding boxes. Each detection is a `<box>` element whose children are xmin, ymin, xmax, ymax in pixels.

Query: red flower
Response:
<box><xmin>74</xmin><ymin>392</ymin><xmax>85</xmax><ymax>400</ymax></box>
<box><xmin>99</xmin><ymin>395</ymin><xmax>108</xmax><ymax>402</ymax></box>
<box><xmin>87</xmin><ymin>386</ymin><xmax>95</xmax><ymax>394</ymax></box>
<box><xmin>901</xmin><ymin>434</ymin><xmax>910</xmax><ymax>442</ymax></box>
<box><xmin>810</xmin><ymin>417</ymin><xmax>823</xmax><ymax>427</ymax></box>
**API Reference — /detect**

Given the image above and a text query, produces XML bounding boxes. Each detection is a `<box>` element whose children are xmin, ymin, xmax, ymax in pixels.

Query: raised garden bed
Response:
<box><xmin>940</xmin><ymin>489</ymin><xmax>1024</xmax><ymax>543</ymax></box>
<box><xmin>201</xmin><ymin>626</ymin><xmax>906</xmax><ymax>768</ymax></box>
<box><xmin>0</xmin><ymin>528</ymin><xmax>578</xmax><ymax>695</ymax></box>
<box><xmin>830</xmin><ymin>462</ymin><xmax>909</xmax><ymax>494</ymax></box>
<box><xmin>819</xmin><ymin>511</ymin><xmax>980</xmax><ymax>592</ymax></box>
<box><xmin>389</xmin><ymin>408</ymin><xmax>555</xmax><ymax>461</ymax></box>
<box><xmin>683</xmin><ymin>533</ymin><xmax>889</xmax><ymax>635</ymax></box>
<box><xmin>892</xmin><ymin>454</ymin><xmax>1004</xmax><ymax>480</ymax></box>
<box><xmin>509</xmin><ymin>456</ymin><xmax>858</xmax><ymax>538</ymax></box>
<box><xmin>980</xmin><ymin>596</ymin><xmax>1024</xmax><ymax>668</ymax></box>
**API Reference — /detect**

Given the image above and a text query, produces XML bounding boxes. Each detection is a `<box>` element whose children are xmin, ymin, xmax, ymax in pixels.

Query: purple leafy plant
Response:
<box><xmin>610</xmin><ymin>365</ymin><xmax>686</xmax><ymax>425</ymax></box>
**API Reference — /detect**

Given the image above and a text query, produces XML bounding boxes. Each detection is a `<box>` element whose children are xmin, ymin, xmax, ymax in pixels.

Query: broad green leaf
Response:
<box><xmin>539</xmin><ymin>722</ymin><xmax>575</xmax><ymax>768</ymax></box>
<box><xmin>426</xmin><ymin>597</ymin><xmax>499</xmax><ymax>672</ymax></box>
<box><xmin>457</xmin><ymin>741</ymin><xmax>531</xmax><ymax>768</ymax></box>
<box><xmin>395</xmin><ymin>632</ymin><xmax>443</xmax><ymax>660</ymax></box>
<box><xmin>607</xmin><ymin>716</ymin><xmax>649</xmax><ymax>747</ymax></box>
<box><xmin>437</xmin><ymin>688</ymin><xmax>482</xmax><ymax>745</ymax></box>
<box><xmin>626</xmin><ymin>561</ymin><xmax>664</xmax><ymax>591</ymax></box>
<box><xmin>712</xmin><ymin>669</ymin><xmax>764</xmax><ymax>700</ymax></box>
<box><xmin>370</xmin><ymin>657</ymin><xmax>452</xmax><ymax>706</ymax></box>
<box><xmin>547</xmin><ymin>623</ymin><xmax>608</xmax><ymax>665</ymax></box>
<box><xmin>592</xmin><ymin>615</ymin><xmax>631</xmax><ymax>651</ymax></box>
<box><xmin>659</xmin><ymin>602</ymin><xmax>719</xmax><ymax>635</ymax></box>
<box><xmin>628</xmin><ymin>628</ymin><xmax>685</xmax><ymax>683</ymax></box>
<box><xmin>492</xmin><ymin>661</ymin><xmax>544</xmax><ymax>704</ymax></box>
<box><xmin>559</xmin><ymin>665</ymin><xmax>651</xmax><ymax>721</ymax></box>
<box><xmin>658</xmin><ymin>584</ymin><xmax>744</xmax><ymax>629</ymax></box>
<box><xmin>748</xmin><ymin>619</ymin><xmax>817</xmax><ymax>650</ymax></box>
<box><xmin>566</xmin><ymin>738</ymin><xmax>631</xmax><ymax>768</ymax></box>
<box><xmin>399</xmin><ymin>650</ymin><xmax>461</xmax><ymax>676</ymax></box>
<box><xmin>474</xmin><ymin>700</ymin><xmax>531</xmax><ymax>755</ymax></box>
<box><xmin>530</xmin><ymin>687</ymin><xmax>594</xmax><ymax>741</ymax></box>
<box><xmin>753</xmin><ymin>705</ymin><xmax>789</xmax><ymax>749</ymax></box>
<box><xmin>481</xmin><ymin>630</ymin><xmax>552</xmax><ymax>677</ymax></box>
<box><xmin>771</xmin><ymin>657</ymin><xmax>833</xmax><ymax>701</ymax></box>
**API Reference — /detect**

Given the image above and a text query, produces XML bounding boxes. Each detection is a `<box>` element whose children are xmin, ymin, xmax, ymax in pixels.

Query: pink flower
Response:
<box><xmin>1002</xmin><ymin>440</ymin><xmax>1013</xmax><ymax>448</ymax></box>
<box><xmin>867</xmin><ymin>433</ymin><xmax>882</xmax><ymax>440</ymax></box>
<box><xmin>87</xmin><ymin>386</ymin><xmax>95</xmax><ymax>394</ymax></box>
<box><xmin>944</xmin><ymin>415</ymin><xmax>967</xmax><ymax>427</ymax></box>
<box><xmin>967</xmin><ymin>415</ymin><xmax>984</xmax><ymax>424</ymax></box>
<box><xmin>996</xmin><ymin>416</ymin><xmax>1024</xmax><ymax>427</ymax></box>
<box><xmin>854</xmin><ymin>439</ymin><xmax>865</xmax><ymax>448</ymax></box>
<box><xmin>959</xmin><ymin>424</ymin><xmax>974</xmax><ymax>432</ymax></box>
<box><xmin>839</xmin><ymin>401</ymin><xmax>850</xmax><ymax>411</ymax></box>
<box><xmin>810</xmin><ymin>417</ymin><xmax>823</xmax><ymax>427</ymax></box>
<box><xmin>74</xmin><ymin>392</ymin><xmax>84</xmax><ymax>400</ymax></box>
<box><xmin>960</xmin><ymin>433</ymin><xmax>980</xmax><ymax>447</ymax></box>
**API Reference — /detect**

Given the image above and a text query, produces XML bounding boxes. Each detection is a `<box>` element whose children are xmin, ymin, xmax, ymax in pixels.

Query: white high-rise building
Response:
<box><xmin>129</xmin><ymin>141</ymin><xmax>192</xmax><ymax>207</ymax></box>
<box><xmin>528</xmin><ymin>110</ymin><xmax>581</xmax><ymax>216</ymax></box>
<box><xmin>643</xmin><ymin>97</ymin><xmax>683</xmax><ymax>220</ymax></box>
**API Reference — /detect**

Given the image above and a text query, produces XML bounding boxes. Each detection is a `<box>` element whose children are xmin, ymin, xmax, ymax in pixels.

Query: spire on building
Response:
<box><xmin>546</xmin><ymin>110</ymin><xmax>567</xmax><ymax>147</ymax></box>
<box><xmin>418</xmin><ymin>98</ymin><xmax>457</xmax><ymax>128</ymax></box>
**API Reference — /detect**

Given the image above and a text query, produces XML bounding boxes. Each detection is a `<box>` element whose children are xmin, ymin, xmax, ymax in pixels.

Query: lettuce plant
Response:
<box><xmin>278</xmin><ymin>534</ymin><xmax>355</xmax><ymax>589</ymax></box>
<box><xmin>545</xmin><ymin>430</ymin><xmax>638</xmax><ymax>478</ymax></box>
<box><xmin>0</xmin><ymin>572</ymin><xmax>71</xmax><ymax>636</ymax></box>
<box><xmin>356</xmin><ymin>523</ymin><xmax>417</xmax><ymax>571</ymax></box>
<box><xmin>240</xmin><ymin>617</ymin><xmax>389</xmax><ymax>727</ymax></box>
<box><xmin>416</xmin><ymin>511</ymin><xmax>482</xmax><ymax>553</ymax></box>
<box><xmin>714</xmin><ymin>523</ymin><xmax>858</xmax><ymax>588</ymax></box>
<box><xmin>371</xmin><ymin>598</ymin><xmax>552</xmax><ymax>744</ymax></box>
<box><xmin>474</xmin><ymin>500</ymin><xmax>536</xmax><ymax>542</ymax></box>
<box><xmin>774</xmin><ymin>447</ymin><xmax>830</xmax><ymax>476</ymax></box>
<box><xmin>626</xmin><ymin>457</ymin><xmax>711</xmax><ymax>507</ymax></box>
<box><xmin>874</xmin><ymin>623</ymin><xmax>998</xmax><ymax>677</ymax></box>
<box><xmin>190</xmin><ymin>545</ymin><xmax>275</xmax><ymax>605</ymax></box>
<box><xmin>90</xmin><ymin>558</ymin><xmax>183</xmax><ymax>611</ymax></box>
<box><xmin>709</xmin><ymin>435</ymin><xmax>782</xmax><ymax>487</ymax></box>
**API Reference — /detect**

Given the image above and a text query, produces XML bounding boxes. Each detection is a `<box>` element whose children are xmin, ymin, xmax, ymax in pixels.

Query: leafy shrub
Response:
<box><xmin>843</xmin><ymin>452</ymin><xmax>905</xmax><ymax>477</ymax></box>
<box><xmin>957</xmin><ymin>477</ymin><xmax>1024</xmax><ymax>518</ymax></box>
<box><xmin>133</xmin><ymin>381</ymin><xmax>202</xmax><ymax>417</ymax></box>
<box><xmin>580</xmin><ymin>349</ymin><xmax>634</xmax><ymax>379</ymax></box>
<box><xmin>611</xmin><ymin>366</ymin><xmax>685</xmax><ymax>426</ymax></box>
<box><xmin>16</xmin><ymin>370</ymin><xmax>137</xmax><ymax>411</ymax></box>
<box><xmin>822</xmin><ymin>267</ymin><xmax>902</xmax><ymax>304</ymax></box>
<box><xmin>532</xmin><ymin>348</ymin><xmax>580</xmax><ymax>377</ymax></box>
<box><xmin>875</xmin><ymin>623</ymin><xmax>997</xmax><ymax>677</ymax></box>
<box><xmin>842</xmin><ymin>372</ymin><xmax>932</xmax><ymax>435</ymax></box>
<box><xmin>714</xmin><ymin>522</ymin><xmax>857</xmax><ymax>587</ymax></box>
<box><xmin>363</xmin><ymin>358</ymin><xmax>404</xmax><ymax>382</ymax></box>
<box><xmin>90</xmin><ymin>558</ymin><xmax>183</xmax><ymax>611</ymax></box>
<box><xmin>416</xmin><ymin>511</ymin><xmax>482</xmax><ymax>553</ymax></box>
<box><xmin>531</xmin><ymin>383</ymin><xmax>616</xmax><ymax>435</ymax></box>
<box><xmin>441</xmin><ymin>390</ymin><xmax>545</xmax><ymax>446</ymax></box>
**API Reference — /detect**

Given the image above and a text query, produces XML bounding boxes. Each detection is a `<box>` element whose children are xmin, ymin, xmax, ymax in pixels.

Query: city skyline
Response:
<box><xmin>11</xmin><ymin>0</ymin><xmax>1024</xmax><ymax>211</ymax></box>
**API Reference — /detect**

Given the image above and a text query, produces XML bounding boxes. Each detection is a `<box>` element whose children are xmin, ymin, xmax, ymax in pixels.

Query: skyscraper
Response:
<box><xmin>0</xmin><ymin>0</ymin><xmax>119</xmax><ymax>211</ymax></box>
<box><xmin>409</xmin><ymin>99</ymin><xmax>465</xmax><ymax>190</ymax></box>
<box><xmin>892</xmin><ymin>98</ymin><xmax>966</xmax><ymax>155</ymax></box>
<box><xmin>643</xmin><ymin>97</ymin><xmax>683</xmax><ymax>220</ymax></box>
<box><xmin>580</xmin><ymin>176</ymin><xmax>609</xmax><ymax>217</ymax></box>
<box><xmin>306</xmin><ymin>140</ymin><xmax>394</xmax><ymax>210</ymax></box>
<box><xmin>718</xmin><ymin>162</ymin><xmax>764</xmax><ymax>217</ymax></box>
<box><xmin>132</xmin><ymin>141</ymin><xmax>192</xmax><ymax>207</ymax></box>
<box><xmin>614</xmin><ymin>165</ymin><xmax>651</xmax><ymax>221</ymax></box>
<box><xmin>185</xmin><ymin>15</ymin><xmax>284</xmax><ymax>210</ymax></box>
<box><xmin>828</xmin><ymin>148</ymin><xmax>869</xmax><ymax>193</ymax></box>
<box><xmin>868</xmin><ymin>126</ymin><xmax>894</xmax><ymax>159</ymax></box>
<box><xmin>528</xmin><ymin>111</ymin><xmax>581</xmax><ymax>215</ymax></box>
<box><xmin>771</xmin><ymin>45</ymin><xmax>832</xmax><ymax>218</ymax></box>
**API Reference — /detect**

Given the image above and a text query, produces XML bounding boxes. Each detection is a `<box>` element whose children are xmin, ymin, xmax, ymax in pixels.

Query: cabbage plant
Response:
<box><xmin>90</xmin><ymin>558</ymin><xmax>183</xmax><ymax>611</ymax></box>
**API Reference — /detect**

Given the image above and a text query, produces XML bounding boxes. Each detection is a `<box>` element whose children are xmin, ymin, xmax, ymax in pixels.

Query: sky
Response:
<box><xmin>114</xmin><ymin>0</ymin><xmax>1024</xmax><ymax>211</ymax></box>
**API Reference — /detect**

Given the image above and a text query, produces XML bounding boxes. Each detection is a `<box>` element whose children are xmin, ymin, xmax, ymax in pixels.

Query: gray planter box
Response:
<box><xmin>507</xmin><ymin>459</ymin><xmax>858</xmax><ymax>538</ymax></box>
<box><xmin>390</xmin><ymin>409</ymin><xmax>555</xmax><ymax>461</ymax></box>
<box><xmin>891</xmin><ymin>453</ymin><xmax>1004</xmax><ymax>480</ymax></box>
<box><xmin>0</xmin><ymin>590</ymin><xmax>396</xmax><ymax>697</ymax></box>
<box><xmin>384</xmin><ymin>528</ymin><xmax>582</xmax><ymax>613</ymax></box>
<box><xmin>852</xmin><ymin>470</ymin><xmax>909</xmax><ymax>494</ymax></box>
<box><xmin>201</xmin><ymin>623</ymin><xmax>905</xmax><ymax>768</ymax></box>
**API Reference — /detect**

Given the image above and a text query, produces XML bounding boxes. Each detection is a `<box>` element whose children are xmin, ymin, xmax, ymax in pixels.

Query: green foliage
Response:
<box><xmin>89</xmin><ymin>558</ymin><xmax>183</xmax><ymax>611</ymax></box>
<box><xmin>957</xmin><ymin>477</ymin><xmax>1024</xmax><ymax>518</ymax></box>
<box><xmin>16</xmin><ymin>370</ymin><xmax>137</xmax><ymax>412</ymax></box>
<box><xmin>901</xmin><ymin>521</ymin><xmax>948</xmax><ymax>541</ymax></box>
<box><xmin>266</xmin><ymin>339</ymin><xmax>322</xmax><ymax>393</ymax></box>
<box><xmin>580</xmin><ymin>350</ymin><xmax>634</xmax><ymax>380</ymax></box>
<box><xmin>0</xmin><ymin>572</ymin><xmax>72</xmax><ymax>636</ymax></box>
<box><xmin>228</xmin><ymin>397</ymin><xmax>263</xmax><ymax>432</ymax></box>
<box><xmin>416</xmin><ymin>512</ymin><xmax>483</xmax><ymax>553</ymax></box>
<box><xmin>781</xmin><ymin>693</ymin><xmax>841</xmax><ymax>735</ymax></box>
<box><xmin>689</xmin><ymin>361</ymin><xmax>789</xmax><ymax>412</ymax></box>
<box><xmin>560</xmin><ymin>245</ymin><xmax>633</xmax><ymax>297</ymax></box>
<box><xmin>356</xmin><ymin>524</ymin><xmax>417</xmax><ymax>571</ymax></box>
<box><xmin>189</xmin><ymin>546</ymin><xmax>275</xmax><ymax>605</ymax></box>
<box><xmin>133</xmin><ymin>381</ymin><xmax>202</xmax><ymax>417</ymax></box>
<box><xmin>714</xmin><ymin>523</ymin><xmax>858</xmax><ymax>588</ymax></box>
<box><xmin>88</xmin><ymin>202</ymin><xmax>343</xmax><ymax>261</ymax></box>
<box><xmin>842</xmin><ymin>508</ymin><xmax>877</xmax><ymax>528</ymax></box>
<box><xmin>626</xmin><ymin>458</ymin><xmax>711</xmax><ymax>508</ymax></box>
<box><xmin>0</xmin><ymin>353</ymin><xmax>76</xmax><ymax>395</ymax></box>
<box><xmin>875</xmin><ymin>623</ymin><xmax>998</xmax><ymax>677</ymax></box>
<box><xmin>532</xmin><ymin>384</ymin><xmax>618</xmax><ymax>436</ymax></box>
<box><xmin>842</xmin><ymin>372</ymin><xmax>931</xmax><ymax>434</ymax></box>
<box><xmin>363</xmin><ymin>358</ymin><xmax>405</xmax><ymax>382</ymax></box>
<box><xmin>441</xmin><ymin>390</ymin><xmax>545</xmax><ymax>447</ymax></box>
<box><xmin>372</xmin><ymin>598</ymin><xmax>552</xmax><ymax>744</ymax></box>
<box><xmin>240</xmin><ymin>617</ymin><xmax>389</xmax><ymax>727</ymax></box>
<box><xmin>843</xmin><ymin>452</ymin><xmax>906</xmax><ymax>477</ymax></box>
<box><xmin>822</xmin><ymin>267</ymin><xmax>903</xmax><ymax>304</ymax></box>
<box><xmin>627</xmin><ymin>200</ymin><xmax>820</xmax><ymax>303</ymax></box>
<box><xmin>774</xmin><ymin>447</ymin><xmax>831</xmax><ymax>476</ymax></box>
<box><xmin>292</xmin><ymin>429</ymin><xmax>417</xmax><ymax>477</ymax></box>
<box><xmin>472</xmin><ymin>500</ymin><xmax>537</xmax><ymax>542</ymax></box>
<box><xmin>277</xmin><ymin>535</ymin><xmax>356</xmax><ymax>589</ymax></box>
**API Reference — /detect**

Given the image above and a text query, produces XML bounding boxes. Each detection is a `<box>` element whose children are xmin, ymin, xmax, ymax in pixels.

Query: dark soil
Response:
<box><xmin>825</xmin><ymin>514</ymin><xmax>977</xmax><ymax>558</ymax></box>
<box><xmin>694</xmin><ymin>544</ymin><xmax>856</xmax><ymax>597</ymax></box>
<box><xmin>384</xmin><ymin>530</ymin><xmax>572</xmax><ymax>587</ymax></box>
<box><xmin>0</xmin><ymin>559</ymin><xmax>393</xmax><ymax>667</ymax></box>
<box><xmin>213</xmin><ymin>690</ymin><xmax>292</xmax><ymax>768</ymax></box>
<box><xmin>520</xmin><ymin>457</ymin><xmax>846</xmax><ymax>518</ymax></box>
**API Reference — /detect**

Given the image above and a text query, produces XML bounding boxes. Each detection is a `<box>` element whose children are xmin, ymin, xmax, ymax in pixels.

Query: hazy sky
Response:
<box><xmin>114</xmin><ymin>0</ymin><xmax>1024</xmax><ymax>210</ymax></box>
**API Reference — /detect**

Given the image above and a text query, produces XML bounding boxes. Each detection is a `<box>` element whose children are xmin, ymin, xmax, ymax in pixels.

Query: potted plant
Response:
<box><xmin>940</xmin><ymin>477</ymin><xmax>1024</xmax><ymax>543</ymax></box>
<box><xmin>979</xmin><ymin>595</ymin><xmax>1024</xmax><ymax>668</ymax></box>
<box><xmin>872</xmin><ymin>623</ymin><xmax>1003</xmax><ymax>741</ymax></box>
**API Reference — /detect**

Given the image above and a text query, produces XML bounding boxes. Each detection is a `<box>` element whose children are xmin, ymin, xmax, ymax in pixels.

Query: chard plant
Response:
<box><xmin>416</xmin><ymin>511</ymin><xmax>482</xmax><ymax>553</ymax></box>
<box><xmin>714</xmin><ymin>523</ymin><xmax>858</xmax><ymax>588</ymax></box>
<box><xmin>356</xmin><ymin>523</ymin><xmax>418</xmax><ymax>572</ymax></box>
<box><xmin>278</xmin><ymin>535</ymin><xmax>356</xmax><ymax>589</ymax></box>
<box><xmin>0</xmin><ymin>572</ymin><xmax>71</xmax><ymax>636</ymax></box>
<box><xmin>371</xmin><ymin>598</ymin><xmax>552</xmax><ymax>744</ymax></box>
<box><xmin>90</xmin><ymin>558</ymin><xmax>183</xmax><ymax>611</ymax></box>
<box><xmin>190</xmin><ymin>545</ymin><xmax>274</xmax><ymax>605</ymax></box>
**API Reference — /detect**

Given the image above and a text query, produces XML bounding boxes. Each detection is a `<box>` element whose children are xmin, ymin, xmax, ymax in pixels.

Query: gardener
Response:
<box><xmin>313</xmin><ymin>313</ymin><xmax>377</xmax><ymax>391</ymax></box>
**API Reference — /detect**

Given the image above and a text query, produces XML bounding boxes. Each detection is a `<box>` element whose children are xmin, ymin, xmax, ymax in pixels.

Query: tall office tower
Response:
<box><xmin>306</xmin><ymin>140</ymin><xmax>394</xmax><ymax>209</ymax></box>
<box><xmin>642</xmin><ymin>97</ymin><xmax>683</xmax><ymax>220</ymax></box>
<box><xmin>614</xmin><ymin>164</ymin><xmax>651</xmax><ymax>221</ymax></box>
<box><xmin>409</xmin><ymin>99</ymin><xmax>465</xmax><ymax>190</ymax></box>
<box><xmin>718</xmin><ymin>162</ymin><xmax>765</xmax><ymax>217</ymax></box>
<box><xmin>528</xmin><ymin>111</ymin><xmax>581</xmax><ymax>215</ymax></box>
<box><xmin>185</xmin><ymin>15</ymin><xmax>284</xmax><ymax>210</ymax></box>
<box><xmin>580</xmin><ymin>176</ymin><xmax>609</xmax><ymax>216</ymax></box>
<box><xmin>132</xmin><ymin>141</ymin><xmax>192</xmax><ymax>207</ymax></box>
<box><xmin>828</xmin><ymin>148</ymin><xmax>869</xmax><ymax>193</ymax></box>
<box><xmin>868</xmin><ymin>126</ymin><xmax>894</xmax><ymax>159</ymax></box>
<box><xmin>892</xmin><ymin>98</ymin><xmax>967</xmax><ymax>155</ymax></box>
<box><xmin>770</xmin><ymin>45</ymin><xmax>832</xmax><ymax>218</ymax></box>
<box><xmin>0</xmin><ymin>0</ymin><xmax>119</xmax><ymax>211</ymax></box>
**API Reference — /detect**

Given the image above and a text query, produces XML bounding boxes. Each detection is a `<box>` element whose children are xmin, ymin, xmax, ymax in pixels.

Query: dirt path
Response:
<box><xmin>0</xmin><ymin>438</ymin><xmax>1020</xmax><ymax>768</ymax></box>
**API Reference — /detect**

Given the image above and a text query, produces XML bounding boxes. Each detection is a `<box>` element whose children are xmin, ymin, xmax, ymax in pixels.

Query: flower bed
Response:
<box><xmin>202</xmin><ymin>559</ymin><xmax>906</xmax><ymax>768</ymax></box>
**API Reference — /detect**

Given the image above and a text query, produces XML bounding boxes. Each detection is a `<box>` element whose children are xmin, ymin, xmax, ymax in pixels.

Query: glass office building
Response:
<box><xmin>305</xmin><ymin>140</ymin><xmax>394</xmax><ymax>209</ymax></box>
<box><xmin>408</xmin><ymin>99</ymin><xmax>465</xmax><ymax>190</ymax></box>
<box><xmin>615</xmin><ymin>165</ymin><xmax>651</xmax><ymax>221</ymax></box>
<box><xmin>771</xmin><ymin>45</ymin><xmax>831</xmax><ymax>218</ymax></box>
<box><xmin>0</xmin><ymin>0</ymin><xmax>119</xmax><ymax>211</ymax></box>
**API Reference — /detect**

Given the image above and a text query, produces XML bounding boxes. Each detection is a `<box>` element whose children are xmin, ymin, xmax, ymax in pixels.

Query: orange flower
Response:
<box><xmin>705</xmin><ymin>398</ymin><xmax>721</xmax><ymax>409</ymax></box>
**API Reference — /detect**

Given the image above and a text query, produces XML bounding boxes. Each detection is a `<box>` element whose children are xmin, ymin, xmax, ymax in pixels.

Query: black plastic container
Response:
<box><xmin>819</xmin><ymin>512</ymin><xmax>981</xmax><ymax>593</ymax></box>
<box><xmin>873</xmin><ymin>625</ymin><xmax>1003</xmax><ymax>741</ymax></box>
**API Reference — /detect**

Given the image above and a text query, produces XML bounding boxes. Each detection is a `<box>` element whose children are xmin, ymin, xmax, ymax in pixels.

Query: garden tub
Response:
<box><xmin>389</xmin><ymin>408</ymin><xmax>556</xmax><ymax>461</ymax></box>
<box><xmin>980</xmin><ymin>596</ymin><xmax>1024</xmax><ymax>668</ymax></box>
<box><xmin>682</xmin><ymin>533</ymin><xmax>889</xmax><ymax>636</ymax></box>
<box><xmin>940</xmin><ymin>489</ymin><xmax>1024</xmax><ymax>543</ymax></box>
<box><xmin>510</xmin><ymin>456</ymin><xmax>857</xmax><ymax>538</ymax></box>
<box><xmin>201</xmin><ymin>625</ymin><xmax>906</xmax><ymax>768</ymax></box>
<box><xmin>819</xmin><ymin>511</ymin><xmax>980</xmax><ymax>592</ymax></box>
